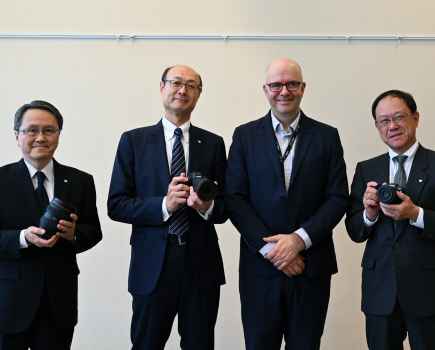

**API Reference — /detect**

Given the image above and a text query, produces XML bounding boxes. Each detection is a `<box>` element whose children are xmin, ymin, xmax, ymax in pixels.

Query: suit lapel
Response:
<box><xmin>289</xmin><ymin>113</ymin><xmax>313</xmax><ymax>188</ymax></box>
<box><xmin>149</xmin><ymin>121</ymin><xmax>171</xmax><ymax>184</ymax></box>
<box><xmin>16</xmin><ymin>160</ymin><xmax>40</xmax><ymax>223</ymax></box>
<box><xmin>258</xmin><ymin>113</ymin><xmax>286</xmax><ymax>189</ymax></box>
<box><xmin>189</xmin><ymin>125</ymin><xmax>206</xmax><ymax>173</ymax></box>
<box><xmin>53</xmin><ymin>160</ymin><xmax>71</xmax><ymax>201</ymax></box>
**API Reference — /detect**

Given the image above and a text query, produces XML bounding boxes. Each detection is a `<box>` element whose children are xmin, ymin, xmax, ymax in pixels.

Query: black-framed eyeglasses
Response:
<box><xmin>18</xmin><ymin>127</ymin><xmax>60</xmax><ymax>137</ymax></box>
<box><xmin>375</xmin><ymin>114</ymin><xmax>411</xmax><ymax>129</ymax></box>
<box><xmin>266</xmin><ymin>81</ymin><xmax>304</xmax><ymax>93</ymax></box>
<box><xmin>163</xmin><ymin>79</ymin><xmax>202</xmax><ymax>91</ymax></box>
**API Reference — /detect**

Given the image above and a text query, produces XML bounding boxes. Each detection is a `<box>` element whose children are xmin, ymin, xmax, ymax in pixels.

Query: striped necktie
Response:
<box><xmin>168</xmin><ymin>128</ymin><xmax>189</xmax><ymax>241</ymax></box>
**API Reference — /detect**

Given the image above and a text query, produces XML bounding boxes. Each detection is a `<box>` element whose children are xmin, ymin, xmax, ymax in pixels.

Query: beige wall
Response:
<box><xmin>1</xmin><ymin>1</ymin><xmax>435</xmax><ymax>349</ymax></box>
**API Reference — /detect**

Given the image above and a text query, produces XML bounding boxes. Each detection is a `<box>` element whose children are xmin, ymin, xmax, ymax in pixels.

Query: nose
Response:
<box><xmin>279</xmin><ymin>85</ymin><xmax>292</xmax><ymax>95</ymax></box>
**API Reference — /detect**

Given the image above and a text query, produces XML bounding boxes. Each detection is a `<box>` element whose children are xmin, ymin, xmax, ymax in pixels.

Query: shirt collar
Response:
<box><xmin>388</xmin><ymin>141</ymin><xmax>419</xmax><ymax>160</ymax></box>
<box><xmin>271</xmin><ymin>111</ymin><xmax>300</xmax><ymax>133</ymax></box>
<box><xmin>24</xmin><ymin>159</ymin><xmax>54</xmax><ymax>184</ymax></box>
<box><xmin>162</xmin><ymin>116</ymin><xmax>191</xmax><ymax>142</ymax></box>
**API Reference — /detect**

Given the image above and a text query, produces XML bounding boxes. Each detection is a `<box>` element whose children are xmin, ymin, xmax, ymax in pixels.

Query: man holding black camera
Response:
<box><xmin>0</xmin><ymin>100</ymin><xmax>102</xmax><ymax>350</ymax></box>
<box><xmin>108</xmin><ymin>65</ymin><xmax>227</xmax><ymax>350</ymax></box>
<box><xmin>346</xmin><ymin>90</ymin><xmax>435</xmax><ymax>349</ymax></box>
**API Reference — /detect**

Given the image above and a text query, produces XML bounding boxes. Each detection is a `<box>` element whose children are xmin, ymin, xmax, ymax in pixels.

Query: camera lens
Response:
<box><xmin>39</xmin><ymin>198</ymin><xmax>76</xmax><ymax>239</ymax></box>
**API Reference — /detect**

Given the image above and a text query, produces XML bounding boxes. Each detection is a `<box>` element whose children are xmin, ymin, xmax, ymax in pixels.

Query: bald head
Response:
<box><xmin>265</xmin><ymin>58</ymin><xmax>304</xmax><ymax>83</ymax></box>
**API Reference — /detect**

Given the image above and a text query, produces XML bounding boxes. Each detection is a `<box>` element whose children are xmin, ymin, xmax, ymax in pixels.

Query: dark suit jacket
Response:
<box><xmin>107</xmin><ymin>121</ymin><xmax>227</xmax><ymax>295</ymax></box>
<box><xmin>0</xmin><ymin>159</ymin><xmax>102</xmax><ymax>333</ymax></box>
<box><xmin>346</xmin><ymin>145</ymin><xmax>435</xmax><ymax>317</ymax></box>
<box><xmin>226</xmin><ymin>111</ymin><xmax>348</xmax><ymax>278</ymax></box>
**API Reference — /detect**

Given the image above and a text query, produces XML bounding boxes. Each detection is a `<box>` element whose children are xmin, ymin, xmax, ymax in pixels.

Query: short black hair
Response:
<box><xmin>371</xmin><ymin>90</ymin><xmax>417</xmax><ymax>119</ymax></box>
<box><xmin>161</xmin><ymin>66</ymin><xmax>203</xmax><ymax>90</ymax></box>
<box><xmin>14</xmin><ymin>100</ymin><xmax>63</xmax><ymax>131</ymax></box>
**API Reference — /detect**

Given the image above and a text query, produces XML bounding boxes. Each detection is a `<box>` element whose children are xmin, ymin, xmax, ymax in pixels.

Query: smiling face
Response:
<box><xmin>16</xmin><ymin>108</ymin><xmax>60</xmax><ymax>169</ymax></box>
<box><xmin>263</xmin><ymin>58</ymin><xmax>305</xmax><ymax>124</ymax></box>
<box><xmin>375</xmin><ymin>96</ymin><xmax>419</xmax><ymax>154</ymax></box>
<box><xmin>160</xmin><ymin>65</ymin><xmax>202</xmax><ymax>125</ymax></box>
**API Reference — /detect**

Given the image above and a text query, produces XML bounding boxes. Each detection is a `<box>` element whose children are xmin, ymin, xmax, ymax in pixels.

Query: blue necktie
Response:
<box><xmin>168</xmin><ymin>128</ymin><xmax>189</xmax><ymax>241</ymax></box>
<box><xmin>393</xmin><ymin>155</ymin><xmax>408</xmax><ymax>233</ymax></box>
<box><xmin>35</xmin><ymin>171</ymin><xmax>49</xmax><ymax>215</ymax></box>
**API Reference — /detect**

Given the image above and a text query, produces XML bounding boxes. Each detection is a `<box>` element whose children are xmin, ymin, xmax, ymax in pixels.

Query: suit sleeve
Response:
<box><xmin>299</xmin><ymin>128</ymin><xmax>349</xmax><ymax>246</ymax></box>
<box><xmin>0</xmin><ymin>230</ymin><xmax>21</xmax><ymax>259</ymax></box>
<box><xmin>207</xmin><ymin>136</ymin><xmax>228</xmax><ymax>224</ymax></box>
<box><xmin>345</xmin><ymin>162</ymin><xmax>375</xmax><ymax>243</ymax></box>
<box><xmin>107</xmin><ymin>132</ymin><xmax>165</xmax><ymax>226</ymax></box>
<box><xmin>226</xmin><ymin>127</ymin><xmax>270</xmax><ymax>252</ymax></box>
<box><xmin>74</xmin><ymin>174</ymin><xmax>103</xmax><ymax>253</ymax></box>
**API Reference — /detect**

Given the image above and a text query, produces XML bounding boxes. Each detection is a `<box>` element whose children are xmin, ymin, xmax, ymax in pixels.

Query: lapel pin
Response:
<box><xmin>197</xmin><ymin>139</ymin><xmax>202</xmax><ymax>144</ymax></box>
<box><xmin>64</xmin><ymin>179</ymin><xmax>69</xmax><ymax>183</ymax></box>
<box><xmin>418</xmin><ymin>179</ymin><xmax>423</xmax><ymax>183</ymax></box>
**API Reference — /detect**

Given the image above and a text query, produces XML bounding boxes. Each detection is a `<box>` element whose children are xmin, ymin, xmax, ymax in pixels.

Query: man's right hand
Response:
<box><xmin>24</xmin><ymin>226</ymin><xmax>59</xmax><ymax>248</ymax></box>
<box><xmin>282</xmin><ymin>255</ymin><xmax>305</xmax><ymax>277</ymax></box>
<box><xmin>363</xmin><ymin>181</ymin><xmax>380</xmax><ymax>221</ymax></box>
<box><xmin>166</xmin><ymin>174</ymin><xmax>190</xmax><ymax>213</ymax></box>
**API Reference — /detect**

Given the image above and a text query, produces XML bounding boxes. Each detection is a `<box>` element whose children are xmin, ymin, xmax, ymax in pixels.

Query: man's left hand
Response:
<box><xmin>263</xmin><ymin>233</ymin><xmax>306</xmax><ymax>268</ymax></box>
<box><xmin>380</xmin><ymin>191</ymin><xmax>419</xmax><ymax>221</ymax></box>
<box><xmin>187</xmin><ymin>187</ymin><xmax>212</xmax><ymax>213</ymax></box>
<box><xmin>57</xmin><ymin>213</ymin><xmax>78</xmax><ymax>241</ymax></box>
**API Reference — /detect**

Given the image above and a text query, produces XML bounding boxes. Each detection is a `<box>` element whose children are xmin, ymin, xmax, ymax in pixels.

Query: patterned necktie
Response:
<box><xmin>168</xmin><ymin>128</ymin><xmax>189</xmax><ymax>241</ymax></box>
<box><xmin>393</xmin><ymin>155</ymin><xmax>408</xmax><ymax>187</ymax></box>
<box><xmin>35</xmin><ymin>171</ymin><xmax>49</xmax><ymax>215</ymax></box>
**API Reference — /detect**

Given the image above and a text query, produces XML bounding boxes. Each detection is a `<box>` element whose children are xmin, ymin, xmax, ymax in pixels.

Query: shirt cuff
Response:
<box><xmin>259</xmin><ymin>242</ymin><xmax>275</xmax><ymax>257</ymax></box>
<box><xmin>363</xmin><ymin>210</ymin><xmax>378</xmax><ymax>226</ymax></box>
<box><xmin>295</xmin><ymin>228</ymin><xmax>311</xmax><ymax>249</ymax></box>
<box><xmin>20</xmin><ymin>229</ymin><xmax>29</xmax><ymax>248</ymax></box>
<box><xmin>197</xmin><ymin>200</ymin><xmax>214</xmax><ymax>220</ymax></box>
<box><xmin>410</xmin><ymin>207</ymin><xmax>424</xmax><ymax>229</ymax></box>
<box><xmin>162</xmin><ymin>196</ymin><xmax>171</xmax><ymax>222</ymax></box>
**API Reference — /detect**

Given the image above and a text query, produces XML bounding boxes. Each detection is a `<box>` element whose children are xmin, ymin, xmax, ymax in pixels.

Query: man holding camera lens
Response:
<box><xmin>225</xmin><ymin>58</ymin><xmax>348</xmax><ymax>350</ymax></box>
<box><xmin>346</xmin><ymin>90</ymin><xmax>435</xmax><ymax>349</ymax></box>
<box><xmin>108</xmin><ymin>65</ymin><xmax>227</xmax><ymax>350</ymax></box>
<box><xmin>0</xmin><ymin>100</ymin><xmax>102</xmax><ymax>350</ymax></box>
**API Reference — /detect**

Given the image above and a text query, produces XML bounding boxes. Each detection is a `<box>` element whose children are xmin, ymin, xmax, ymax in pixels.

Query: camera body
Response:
<box><xmin>39</xmin><ymin>197</ymin><xmax>76</xmax><ymax>239</ymax></box>
<box><xmin>376</xmin><ymin>183</ymin><xmax>404</xmax><ymax>204</ymax></box>
<box><xmin>187</xmin><ymin>172</ymin><xmax>218</xmax><ymax>201</ymax></box>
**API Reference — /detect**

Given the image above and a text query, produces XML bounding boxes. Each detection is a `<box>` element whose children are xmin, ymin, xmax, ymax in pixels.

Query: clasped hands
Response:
<box><xmin>363</xmin><ymin>181</ymin><xmax>419</xmax><ymax>222</ymax></box>
<box><xmin>263</xmin><ymin>233</ymin><xmax>306</xmax><ymax>278</ymax></box>
<box><xmin>166</xmin><ymin>173</ymin><xmax>212</xmax><ymax>214</ymax></box>
<box><xmin>24</xmin><ymin>213</ymin><xmax>78</xmax><ymax>248</ymax></box>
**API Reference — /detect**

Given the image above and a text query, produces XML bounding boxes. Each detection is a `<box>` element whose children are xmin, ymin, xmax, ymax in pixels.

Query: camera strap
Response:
<box><xmin>273</xmin><ymin>122</ymin><xmax>300</xmax><ymax>165</ymax></box>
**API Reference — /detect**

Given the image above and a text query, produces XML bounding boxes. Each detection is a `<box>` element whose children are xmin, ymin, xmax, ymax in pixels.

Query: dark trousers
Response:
<box><xmin>0</xmin><ymin>284</ymin><xmax>74</xmax><ymax>350</ymax></box>
<box><xmin>130</xmin><ymin>236</ymin><xmax>220</xmax><ymax>350</ymax></box>
<box><xmin>240</xmin><ymin>272</ymin><xmax>331</xmax><ymax>350</ymax></box>
<box><xmin>366</xmin><ymin>301</ymin><xmax>435</xmax><ymax>350</ymax></box>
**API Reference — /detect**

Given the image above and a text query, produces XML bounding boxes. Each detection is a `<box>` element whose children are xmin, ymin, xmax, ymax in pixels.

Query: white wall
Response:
<box><xmin>1</xmin><ymin>1</ymin><xmax>435</xmax><ymax>349</ymax></box>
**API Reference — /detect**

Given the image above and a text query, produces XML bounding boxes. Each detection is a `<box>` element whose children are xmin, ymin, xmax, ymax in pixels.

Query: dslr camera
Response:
<box><xmin>39</xmin><ymin>197</ymin><xmax>77</xmax><ymax>239</ymax></box>
<box><xmin>187</xmin><ymin>172</ymin><xmax>219</xmax><ymax>201</ymax></box>
<box><xmin>376</xmin><ymin>183</ymin><xmax>404</xmax><ymax>205</ymax></box>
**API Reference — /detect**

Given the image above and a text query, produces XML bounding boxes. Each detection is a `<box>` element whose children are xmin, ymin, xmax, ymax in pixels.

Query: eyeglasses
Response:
<box><xmin>163</xmin><ymin>79</ymin><xmax>202</xmax><ymax>91</ymax></box>
<box><xmin>375</xmin><ymin>114</ymin><xmax>411</xmax><ymax>128</ymax></box>
<box><xmin>266</xmin><ymin>81</ymin><xmax>304</xmax><ymax>93</ymax></box>
<box><xmin>18</xmin><ymin>127</ymin><xmax>60</xmax><ymax>137</ymax></box>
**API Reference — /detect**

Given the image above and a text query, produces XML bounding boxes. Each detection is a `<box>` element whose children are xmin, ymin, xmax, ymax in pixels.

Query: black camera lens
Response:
<box><xmin>377</xmin><ymin>183</ymin><xmax>403</xmax><ymax>204</ymax></box>
<box><xmin>188</xmin><ymin>172</ymin><xmax>218</xmax><ymax>201</ymax></box>
<box><xmin>39</xmin><ymin>198</ymin><xmax>76</xmax><ymax>239</ymax></box>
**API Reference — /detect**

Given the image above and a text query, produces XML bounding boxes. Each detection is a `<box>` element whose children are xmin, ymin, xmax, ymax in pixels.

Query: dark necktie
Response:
<box><xmin>168</xmin><ymin>128</ymin><xmax>189</xmax><ymax>241</ymax></box>
<box><xmin>35</xmin><ymin>171</ymin><xmax>49</xmax><ymax>215</ymax></box>
<box><xmin>393</xmin><ymin>155</ymin><xmax>408</xmax><ymax>187</ymax></box>
<box><xmin>393</xmin><ymin>155</ymin><xmax>408</xmax><ymax>233</ymax></box>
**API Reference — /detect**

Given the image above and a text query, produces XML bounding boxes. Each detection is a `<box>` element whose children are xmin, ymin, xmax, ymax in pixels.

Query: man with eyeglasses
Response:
<box><xmin>0</xmin><ymin>100</ymin><xmax>102</xmax><ymax>350</ymax></box>
<box><xmin>225</xmin><ymin>58</ymin><xmax>348</xmax><ymax>350</ymax></box>
<box><xmin>108</xmin><ymin>65</ymin><xmax>227</xmax><ymax>350</ymax></box>
<box><xmin>346</xmin><ymin>90</ymin><xmax>435</xmax><ymax>349</ymax></box>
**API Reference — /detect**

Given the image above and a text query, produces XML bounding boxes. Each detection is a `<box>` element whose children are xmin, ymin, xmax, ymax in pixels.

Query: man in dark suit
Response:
<box><xmin>108</xmin><ymin>65</ymin><xmax>227</xmax><ymax>350</ymax></box>
<box><xmin>0</xmin><ymin>100</ymin><xmax>102</xmax><ymax>350</ymax></box>
<box><xmin>346</xmin><ymin>90</ymin><xmax>435</xmax><ymax>350</ymax></box>
<box><xmin>225</xmin><ymin>58</ymin><xmax>348</xmax><ymax>350</ymax></box>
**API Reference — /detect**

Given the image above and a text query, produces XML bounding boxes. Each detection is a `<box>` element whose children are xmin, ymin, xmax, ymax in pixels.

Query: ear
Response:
<box><xmin>159</xmin><ymin>81</ymin><xmax>165</xmax><ymax>93</ymax></box>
